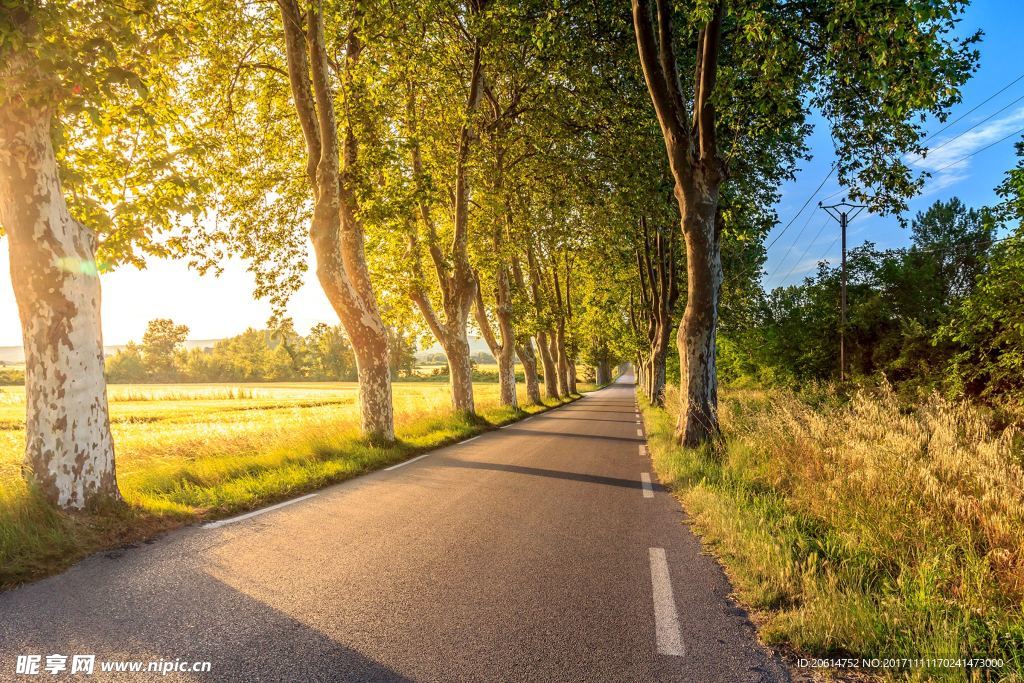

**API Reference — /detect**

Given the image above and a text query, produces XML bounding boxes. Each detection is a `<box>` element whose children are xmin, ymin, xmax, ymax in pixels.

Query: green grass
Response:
<box><xmin>641</xmin><ymin>384</ymin><xmax>1024</xmax><ymax>682</ymax></box>
<box><xmin>1</xmin><ymin>380</ymin><xmax>592</xmax><ymax>588</ymax></box>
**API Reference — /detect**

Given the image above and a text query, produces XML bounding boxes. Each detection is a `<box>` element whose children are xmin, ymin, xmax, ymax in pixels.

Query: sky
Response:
<box><xmin>762</xmin><ymin>0</ymin><xmax>1023</xmax><ymax>290</ymax></box>
<box><xmin>1</xmin><ymin>0</ymin><xmax>1022</xmax><ymax>347</ymax></box>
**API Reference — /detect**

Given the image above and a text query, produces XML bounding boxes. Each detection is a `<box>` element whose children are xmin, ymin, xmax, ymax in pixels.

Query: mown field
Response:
<box><xmin>1</xmin><ymin>380</ymin><xmax>593</xmax><ymax>587</ymax></box>
<box><xmin>642</xmin><ymin>385</ymin><xmax>1024</xmax><ymax>681</ymax></box>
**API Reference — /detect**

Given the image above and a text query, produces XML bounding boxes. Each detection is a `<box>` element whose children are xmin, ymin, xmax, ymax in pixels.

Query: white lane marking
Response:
<box><xmin>385</xmin><ymin>452</ymin><xmax>432</xmax><ymax>471</ymax></box>
<box><xmin>649</xmin><ymin>548</ymin><xmax>685</xmax><ymax>656</ymax></box>
<box><xmin>639</xmin><ymin>444</ymin><xmax>647</xmax><ymax>456</ymax></box>
<box><xmin>641</xmin><ymin>472</ymin><xmax>654</xmax><ymax>498</ymax></box>
<box><xmin>461</xmin><ymin>435</ymin><xmax>481</xmax><ymax>444</ymax></box>
<box><xmin>636</xmin><ymin>428</ymin><xmax>643</xmax><ymax>436</ymax></box>
<box><xmin>203</xmin><ymin>494</ymin><xmax>319</xmax><ymax>529</ymax></box>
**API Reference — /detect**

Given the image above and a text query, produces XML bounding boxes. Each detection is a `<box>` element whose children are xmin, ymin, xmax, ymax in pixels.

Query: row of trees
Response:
<box><xmin>1</xmin><ymin>0</ymin><xmax>977</xmax><ymax>508</ymax></box>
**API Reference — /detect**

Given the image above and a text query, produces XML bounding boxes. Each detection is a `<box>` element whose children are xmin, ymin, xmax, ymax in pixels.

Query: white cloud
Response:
<box><xmin>909</xmin><ymin>106</ymin><xmax>1024</xmax><ymax>194</ymax></box>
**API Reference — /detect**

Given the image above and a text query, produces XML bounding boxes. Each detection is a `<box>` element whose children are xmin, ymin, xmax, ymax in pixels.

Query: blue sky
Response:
<box><xmin>1</xmin><ymin>0</ymin><xmax>1021</xmax><ymax>347</ymax></box>
<box><xmin>762</xmin><ymin>0</ymin><xmax>1023</xmax><ymax>290</ymax></box>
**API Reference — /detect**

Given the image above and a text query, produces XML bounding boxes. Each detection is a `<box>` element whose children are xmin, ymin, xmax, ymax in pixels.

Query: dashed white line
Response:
<box><xmin>641</xmin><ymin>472</ymin><xmax>654</xmax><ymax>498</ymax></box>
<box><xmin>203</xmin><ymin>493</ymin><xmax>319</xmax><ymax>529</ymax></box>
<box><xmin>649</xmin><ymin>547</ymin><xmax>685</xmax><ymax>656</ymax></box>
<box><xmin>636</xmin><ymin>428</ymin><xmax>643</xmax><ymax>437</ymax></box>
<box><xmin>385</xmin><ymin>452</ymin><xmax>433</xmax><ymax>471</ymax></box>
<box><xmin>461</xmin><ymin>435</ymin><xmax>481</xmax><ymax>444</ymax></box>
<box><xmin>639</xmin><ymin>444</ymin><xmax>647</xmax><ymax>456</ymax></box>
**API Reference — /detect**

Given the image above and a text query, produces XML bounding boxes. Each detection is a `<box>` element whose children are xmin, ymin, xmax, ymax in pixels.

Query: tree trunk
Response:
<box><xmin>496</xmin><ymin>346</ymin><xmax>517</xmax><ymax>407</ymax></box>
<box><xmin>443</xmin><ymin>332</ymin><xmax>476</xmax><ymax>414</ymax></box>
<box><xmin>567</xmin><ymin>360</ymin><xmax>578</xmax><ymax>395</ymax></box>
<box><xmin>472</xmin><ymin>272</ymin><xmax>517</xmax><ymax>408</ymax></box>
<box><xmin>553</xmin><ymin>323</ymin><xmax>570</xmax><ymax>397</ymax></box>
<box><xmin>351</xmin><ymin>339</ymin><xmax>394</xmax><ymax>444</ymax></box>
<box><xmin>595</xmin><ymin>360</ymin><xmax>610</xmax><ymax>386</ymax></box>
<box><xmin>632</xmin><ymin>0</ymin><xmax>725</xmax><ymax>446</ymax></box>
<box><xmin>0</xmin><ymin>100</ymin><xmax>120</xmax><ymax>509</ymax></box>
<box><xmin>516</xmin><ymin>340</ymin><xmax>543</xmax><ymax>404</ymax></box>
<box><xmin>675</xmin><ymin>197</ymin><xmax>722</xmax><ymax>446</ymax></box>
<box><xmin>650</xmin><ymin>340</ymin><xmax>668</xmax><ymax>407</ymax></box>
<box><xmin>278</xmin><ymin>0</ymin><xmax>394</xmax><ymax>444</ymax></box>
<box><xmin>536</xmin><ymin>330</ymin><xmax>559</xmax><ymax>399</ymax></box>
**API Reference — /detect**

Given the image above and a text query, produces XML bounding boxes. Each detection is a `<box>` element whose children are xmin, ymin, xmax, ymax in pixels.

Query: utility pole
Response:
<box><xmin>819</xmin><ymin>199</ymin><xmax>866</xmax><ymax>382</ymax></box>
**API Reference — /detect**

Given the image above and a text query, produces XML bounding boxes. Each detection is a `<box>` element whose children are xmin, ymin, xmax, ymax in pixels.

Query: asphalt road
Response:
<box><xmin>0</xmin><ymin>374</ymin><xmax>789</xmax><ymax>682</ymax></box>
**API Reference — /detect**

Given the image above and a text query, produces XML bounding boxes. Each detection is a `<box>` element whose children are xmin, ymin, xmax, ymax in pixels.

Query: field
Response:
<box><xmin>0</xmin><ymin>380</ymin><xmax>593</xmax><ymax>587</ymax></box>
<box><xmin>642</xmin><ymin>385</ymin><xmax>1024</xmax><ymax>681</ymax></box>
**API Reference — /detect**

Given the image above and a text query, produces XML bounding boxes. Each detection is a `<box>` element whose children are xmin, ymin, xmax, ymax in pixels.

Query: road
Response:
<box><xmin>0</xmin><ymin>374</ymin><xmax>789</xmax><ymax>682</ymax></box>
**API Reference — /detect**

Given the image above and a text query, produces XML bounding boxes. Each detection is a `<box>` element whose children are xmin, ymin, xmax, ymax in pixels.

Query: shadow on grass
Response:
<box><xmin>1</xmin><ymin>392</ymin><xmax>584</xmax><ymax>589</ymax></box>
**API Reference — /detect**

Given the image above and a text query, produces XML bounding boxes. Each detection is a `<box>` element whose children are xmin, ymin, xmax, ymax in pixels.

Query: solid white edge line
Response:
<box><xmin>649</xmin><ymin>547</ymin><xmax>685</xmax><ymax>656</ymax></box>
<box><xmin>203</xmin><ymin>493</ymin><xmax>319</xmax><ymax>529</ymax></box>
<box><xmin>641</xmin><ymin>472</ymin><xmax>654</xmax><ymax>498</ymax></box>
<box><xmin>385</xmin><ymin>452</ymin><xmax>433</xmax><ymax>471</ymax></box>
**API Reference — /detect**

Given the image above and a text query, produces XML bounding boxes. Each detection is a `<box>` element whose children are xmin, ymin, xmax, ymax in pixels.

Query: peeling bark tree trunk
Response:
<box><xmin>445</xmin><ymin>333</ymin><xmax>476</xmax><ymax>414</ymax></box>
<box><xmin>677</xmin><ymin>199</ymin><xmax>722</xmax><ymax>445</ymax></box>
<box><xmin>509</xmin><ymin>256</ymin><xmax>542</xmax><ymax>405</ymax></box>
<box><xmin>473</xmin><ymin>272</ymin><xmax>517</xmax><ymax>408</ymax></box>
<box><xmin>536</xmin><ymin>330</ymin><xmax>559</xmax><ymax>399</ymax></box>
<box><xmin>278</xmin><ymin>0</ymin><xmax>394</xmax><ymax>443</ymax></box>
<box><xmin>515</xmin><ymin>339</ymin><xmax>543</xmax><ymax>404</ymax></box>
<box><xmin>550</xmin><ymin>327</ymin><xmax>569</xmax><ymax>398</ymax></box>
<box><xmin>0</xmin><ymin>94</ymin><xmax>119</xmax><ymax>509</ymax></box>
<box><xmin>567</xmin><ymin>361</ymin><xmax>578</xmax><ymax>395</ymax></box>
<box><xmin>633</xmin><ymin>0</ymin><xmax>725</xmax><ymax>446</ymax></box>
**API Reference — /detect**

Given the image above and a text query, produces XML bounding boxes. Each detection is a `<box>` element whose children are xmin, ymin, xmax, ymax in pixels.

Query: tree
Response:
<box><xmin>141</xmin><ymin>318</ymin><xmax>189</xmax><ymax>380</ymax></box>
<box><xmin>634</xmin><ymin>217</ymin><xmax>679</xmax><ymax>405</ymax></box>
<box><xmin>403</xmin><ymin>0</ymin><xmax>490</xmax><ymax>414</ymax></box>
<box><xmin>941</xmin><ymin>143</ymin><xmax>1024</xmax><ymax>400</ymax></box>
<box><xmin>105</xmin><ymin>342</ymin><xmax>147</xmax><ymax>384</ymax></box>
<box><xmin>1</xmin><ymin>0</ymin><xmax>198</xmax><ymax>507</ymax></box>
<box><xmin>273</xmin><ymin>0</ymin><xmax>394</xmax><ymax>441</ymax></box>
<box><xmin>631</xmin><ymin>0</ymin><xmax>978</xmax><ymax>446</ymax></box>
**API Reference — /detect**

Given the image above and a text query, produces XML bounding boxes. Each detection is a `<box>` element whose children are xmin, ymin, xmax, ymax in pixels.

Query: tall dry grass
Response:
<box><xmin>645</xmin><ymin>384</ymin><xmax>1024</xmax><ymax>681</ymax></box>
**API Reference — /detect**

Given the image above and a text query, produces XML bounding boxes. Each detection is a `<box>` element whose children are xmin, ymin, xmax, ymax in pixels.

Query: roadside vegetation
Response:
<box><xmin>642</xmin><ymin>384</ymin><xmax>1024</xmax><ymax>681</ymax></box>
<box><xmin>0</xmin><ymin>381</ymin><xmax>592</xmax><ymax>588</ymax></box>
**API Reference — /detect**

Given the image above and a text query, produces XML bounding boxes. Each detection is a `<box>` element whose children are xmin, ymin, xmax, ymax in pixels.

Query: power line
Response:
<box><xmin>725</xmin><ymin>165</ymin><xmax>835</xmax><ymax>287</ymax></box>
<box><xmin>764</xmin><ymin>164</ymin><xmax>836</xmax><ymax>252</ymax></box>
<box><xmin>774</xmin><ymin>216</ymin><xmax>831</xmax><ymax>285</ymax></box>
<box><xmin>813</xmin><ymin>72</ymin><xmax>1024</xmax><ymax>203</ymax></box>
<box><xmin>911</xmin><ymin>91</ymin><xmax>1024</xmax><ymax>161</ymax></box>
<box><xmin>917</xmin><ymin>70</ymin><xmax>1024</xmax><ymax>148</ymax></box>
<box><xmin>765</xmin><ymin>206</ymin><xmax>820</xmax><ymax>282</ymax></box>
<box><xmin>927</xmin><ymin>124</ymin><xmax>1024</xmax><ymax>175</ymax></box>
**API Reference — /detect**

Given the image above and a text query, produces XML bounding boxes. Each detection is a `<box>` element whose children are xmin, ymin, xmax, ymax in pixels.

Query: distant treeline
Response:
<box><xmin>0</xmin><ymin>367</ymin><xmax>23</xmax><ymax>386</ymax></box>
<box><xmin>719</xmin><ymin>197</ymin><xmax>1024</xmax><ymax>405</ymax></box>
<box><xmin>101</xmin><ymin>320</ymin><xmax>514</xmax><ymax>384</ymax></box>
<box><xmin>105</xmin><ymin>320</ymin><xmax>419</xmax><ymax>384</ymax></box>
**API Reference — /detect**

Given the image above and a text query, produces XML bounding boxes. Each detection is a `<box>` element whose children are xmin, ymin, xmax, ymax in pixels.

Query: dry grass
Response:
<box><xmin>643</xmin><ymin>384</ymin><xmax>1024</xmax><ymax>681</ymax></box>
<box><xmin>1</xmin><ymin>380</ymin><xmax>590</xmax><ymax>588</ymax></box>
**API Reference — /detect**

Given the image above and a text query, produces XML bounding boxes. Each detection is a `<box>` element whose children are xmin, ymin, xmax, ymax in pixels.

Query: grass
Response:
<box><xmin>642</xmin><ymin>383</ymin><xmax>1024</xmax><ymax>682</ymax></box>
<box><xmin>1</xmin><ymin>380</ymin><xmax>594</xmax><ymax>588</ymax></box>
